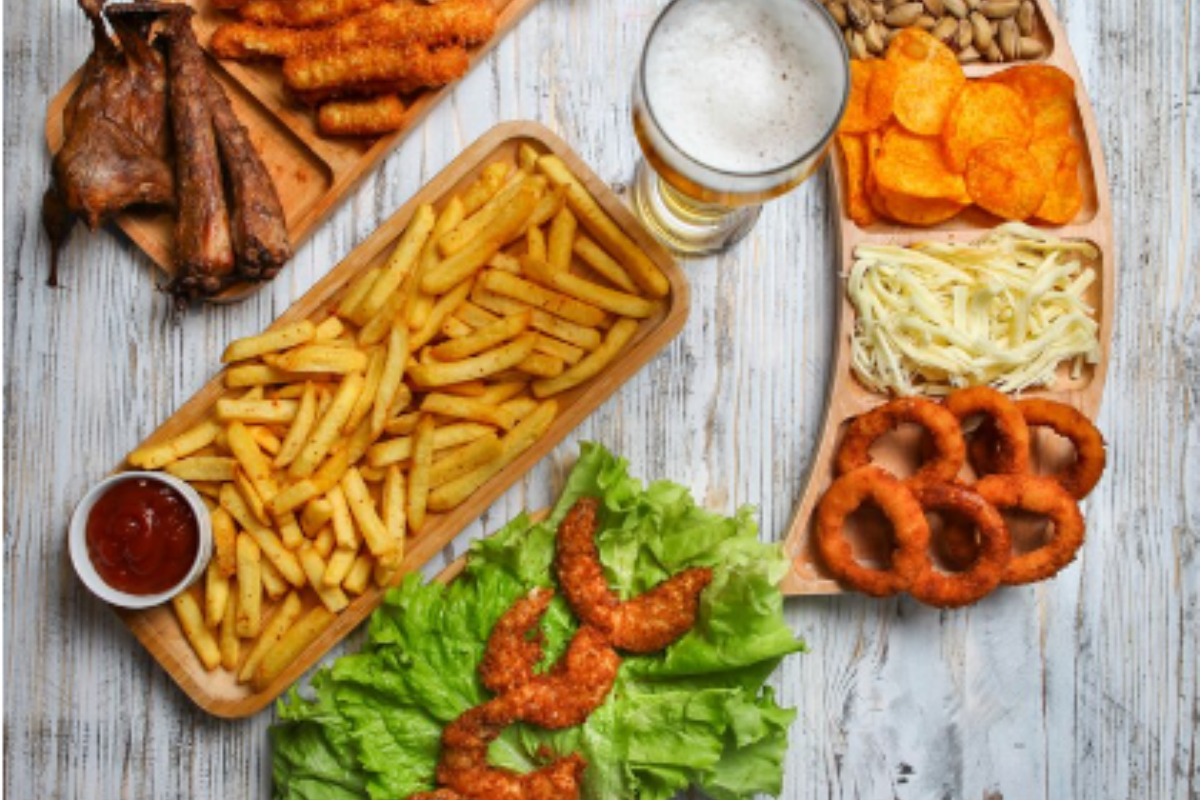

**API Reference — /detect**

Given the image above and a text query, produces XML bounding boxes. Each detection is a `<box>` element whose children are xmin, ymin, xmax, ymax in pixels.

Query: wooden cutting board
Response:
<box><xmin>44</xmin><ymin>0</ymin><xmax>544</xmax><ymax>302</ymax></box>
<box><xmin>104</xmin><ymin>121</ymin><xmax>689</xmax><ymax>717</ymax></box>
<box><xmin>779</xmin><ymin>0</ymin><xmax>1114</xmax><ymax>596</ymax></box>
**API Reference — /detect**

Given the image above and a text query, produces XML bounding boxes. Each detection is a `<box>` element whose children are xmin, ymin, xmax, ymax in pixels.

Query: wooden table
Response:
<box><xmin>5</xmin><ymin>1</ymin><xmax>1197</xmax><ymax>798</ymax></box>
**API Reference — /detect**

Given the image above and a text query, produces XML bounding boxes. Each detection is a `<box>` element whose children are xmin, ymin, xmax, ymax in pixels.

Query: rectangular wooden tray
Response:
<box><xmin>44</xmin><ymin>0</ymin><xmax>544</xmax><ymax>302</ymax></box>
<box><xmin>779</xmin><ymin>0</ymin><xmax>1114</xmax><ymax>596</ymax></box>
<box><xmin>105</xmin><ymin>121</ymin><xmax>689</xmax><ymax>716</ymax></box>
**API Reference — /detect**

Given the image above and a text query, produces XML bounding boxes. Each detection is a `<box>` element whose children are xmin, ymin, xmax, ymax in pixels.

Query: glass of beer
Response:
<box><xmin>631</xmin><ymin>0</ymin><xmax>850</xmax><ymax>255</ymax></box>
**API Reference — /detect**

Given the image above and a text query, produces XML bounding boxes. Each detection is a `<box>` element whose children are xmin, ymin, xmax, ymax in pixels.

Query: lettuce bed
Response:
<box><xmin>271</xmin><ymin>443</ymin><xmax>804</xmax><ymax>800</ymax></box>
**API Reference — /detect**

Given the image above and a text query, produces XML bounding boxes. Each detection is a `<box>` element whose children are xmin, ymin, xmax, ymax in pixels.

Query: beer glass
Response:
<box><xmin>630</xmin><ymin>0</ymin><xmax>850</xmax><ymax>255</ymax></box>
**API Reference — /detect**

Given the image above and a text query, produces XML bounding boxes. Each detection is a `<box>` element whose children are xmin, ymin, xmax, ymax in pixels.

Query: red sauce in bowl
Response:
<box><xmin>85</xmin><ymin>478</ymin><xmax>199</xmax><ymax>595</ymax></box>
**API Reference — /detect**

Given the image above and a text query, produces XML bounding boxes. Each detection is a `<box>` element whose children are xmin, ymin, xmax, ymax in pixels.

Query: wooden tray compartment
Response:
<box><xmin>101</xmin><ymin>121</ymin><xmax>689</xmax><ymax>716</ymax></box>
<box><xmin>45</xmin><ymin>0</ymin><xmax>544</xmax><ymax>302</ymax></box>
<box><xmin>780</xmin><ymin>0</ymin><xmax>1114</xmax><ymax>596</ymax></box>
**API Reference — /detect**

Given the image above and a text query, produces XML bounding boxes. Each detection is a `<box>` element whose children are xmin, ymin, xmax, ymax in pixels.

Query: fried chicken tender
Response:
<box><xmin>283</xmin><ymin>43</ymin><xmax>470</xmax><ymax>105</ymax></box>
<box><xmin>555</xmin><ymin>498</ymin><xmax>713</xmax><ymax>654</ymax></box>
<box><xmin>317</xmin><ymin>94</ymin><xmax>404</xmax><ymax>136</ymax></box>
<box><xmin>436</xmin><ymin>700</ymin><xmax>587</xmax><ymax>800</ymax></box>
<box><xmin>211</xmin><ymin>0</ymin><xmax>498</xmax><ymax>61</ymax></box>
<box><xmin>238</xmin><ymin>0</ymin><xmax>389</xmax><ymax>29</ymax></box>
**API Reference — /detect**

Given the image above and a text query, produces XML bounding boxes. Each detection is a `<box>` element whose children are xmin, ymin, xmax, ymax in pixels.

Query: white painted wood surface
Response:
<box><xmin>4</xmin><ymin>1</ymin><xmax>1196</xmax><ymax>798</ymax></box>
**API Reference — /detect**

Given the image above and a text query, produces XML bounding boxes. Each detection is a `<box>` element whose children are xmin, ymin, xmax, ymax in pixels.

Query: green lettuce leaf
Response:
<box><xmin>271</xmin><ymin>442</ymin><xmax>803</xmax><ymax>800</ymax></box>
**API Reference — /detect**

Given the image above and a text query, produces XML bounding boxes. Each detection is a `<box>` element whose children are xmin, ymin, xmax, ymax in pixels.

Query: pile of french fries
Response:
<box><xmin>126</xmin><ymin>143</ymin><xmax>669</xmax><ymax>691</ymax></box>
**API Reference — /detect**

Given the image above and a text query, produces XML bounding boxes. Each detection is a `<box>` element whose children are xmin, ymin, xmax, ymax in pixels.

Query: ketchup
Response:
<box><xmin>86</xmin><ymin>478</ymin><xmax>199</xmax><ymax>595</ymax></box>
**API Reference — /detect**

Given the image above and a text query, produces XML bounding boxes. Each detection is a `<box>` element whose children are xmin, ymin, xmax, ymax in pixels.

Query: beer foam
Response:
<box><xmin>644</xmin><ymin>0</ymin><xmax>846</xmax><ymax>174</ymax></box>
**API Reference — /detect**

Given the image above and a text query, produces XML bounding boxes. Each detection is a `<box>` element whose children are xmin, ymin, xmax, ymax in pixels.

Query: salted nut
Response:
<box><xmin>824</xmin><ymin>0</ymin><xmax>1040</xmax><ymax>61</ymax></box>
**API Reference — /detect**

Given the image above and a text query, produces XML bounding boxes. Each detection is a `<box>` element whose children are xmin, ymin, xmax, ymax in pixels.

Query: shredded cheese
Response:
<box><xmin>846</xmin><ymin>223</ymin><xmax>1101</xmax><ymax>397</ymax></box>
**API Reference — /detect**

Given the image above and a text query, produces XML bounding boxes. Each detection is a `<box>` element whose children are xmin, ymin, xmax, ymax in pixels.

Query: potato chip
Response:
<box><xmin>838</xmin><ymin>134</ymin><xmax>876</xmax><ymax>227</ymax></box>
<box><xmin>986</xmin><ymin>65</ymin><xmax>1075</xmax><ymax>110</ymax></box>
<box><xmin>875</xmin><ymin>186</ymin><xmax>966</xmax><ymax>226</ymax></box>
<box><xmin>863</xmin><ymin>131</ymin><xmax>890</xmax><ymax>218</ymax></box>
<box><xmin>1033</xmin><ymin>154</ymin><xmax>1084</xmax><ymax>225</ymax></box>
<box><xmin>942</xmin><ymin>82</ymin><xmax>1033</xmax><ymax>174</ymax></box>
<box><xmin>875</xmin><ymin>124</ymin><xmax>968</xmax><ymax>202</ymax></box>
<box><xmin>965</xmin><ymin>141</ymin><xmax>1048</xmax><ymax>221</ymax></box>
<box><xmin>1030</xmin><ymin>135</ymin><xmax>1083</xmax><ymax>176</ymax></box>
<box><xmin>886</xmin><ymin>29</ymin><xmax>965</xmax><ymax>136</ymax></box>
<box><xmin>840</xmin><ymin>60</ymin><xmax>898</xmax><ymax>134</ymax></box>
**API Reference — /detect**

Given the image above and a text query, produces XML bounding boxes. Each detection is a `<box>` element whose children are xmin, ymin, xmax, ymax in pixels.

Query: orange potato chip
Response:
<box><xmin>863</xmin><ymin>131</ymin><xmax>890</xmax><ymax>218</ymax></box>
<box><xmin>1033</xmin><ymin>154</ymin><xmax>1084</xmax><ymax>225</ymax></box>
<box><xmin>987</xmin><ymin>65</ymin><xmax>1076</xmax><ymax>138</ymax></box>
<box><xmin>941</xmin><ymin>82</ymin><xmax>1033</xmax><ymax>173</ymax></box>
<box><xmin>964</xmin><ymin>141</ymin><xmax>1048</xmax><ymax>221</ymax></box>
<box><xmin>838</xmin><ymin>134</ymin><xmax>876</xmax><ymax>227</ymax></box>
<box><xmin>840</xmin><ymin>60</ymin><xmax>899</xmax><ymax>134</ymax></box>
<box><xmin>886</xmin><ymin>29</ymin><xmax>965</xmax><ymax>136</ymax></box>
<box><xmin>1030</xmin><ymin>135</ymin><xmax>1083</xmax><ymax>175</ymax></box>
<box><xmin>876</xmin><ymin>186</ymin><xmax>967</xmax><ymax>227</ymax></box>
<box><xmin>875</xmin><ymin>124</ymin><xmax>969</xmax><ymax>202</ymax></box>
<box><xmin>1032</xmin><ymin>95</ymin><xmax>1075</xmax><ymax>138</ymax></box>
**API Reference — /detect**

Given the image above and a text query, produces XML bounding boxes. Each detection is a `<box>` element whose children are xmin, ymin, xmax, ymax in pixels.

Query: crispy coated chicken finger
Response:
<box><xmin>317</xmin><ymin>94</ymin><xmax>405</xmax><ymax>137</ymax></box>
<box><xmin>283</xmin><ymin>43</ymin><xmax>470</xmax><ymax>105</ymax></box>
<box><xmin>238</xmin><ymin>0</ymin><xmax>388</xmax><ymax>28</ymax></box>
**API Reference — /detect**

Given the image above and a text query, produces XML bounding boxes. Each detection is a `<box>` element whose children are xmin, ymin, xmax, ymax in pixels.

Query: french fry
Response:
<box><xmin>526</xmin><ymin>224</ymin><xmax>547</xmax><ymax>262</ymax></box>
<box><xmin>343</xmin><ymin>346</ymin><xmax>384</xmax><ymax>434</ymax></box>
<box><xmin>225</xmin><ymin>363</ymin><xmax>308</xmax><ymax>389</ymax></box>
<box><xmin>260</xmin><ymin>556</ymin><xmax>289</xmax><ymax>600</ymax></box>
<box><xmin>327</xmin><ymin>485</ymin><xmax>359</xmax><ymax>550</ymax></box>
<box><xmin>381</xmin><ymin>464</ymin><xmax>407</xmax><ymax>563</ymax></box>
<box><xmin>422</xmin><ymin>180</ymin><xmax>542</xmax><ymax>294</ymax></box>
<box><xmin>532</xmin><ymin>317</ymin><xmax>640</xmax><ymax>398</ymax></box>
<box><xmin>573</xmin><ymin>235</ymin><xmax>638</xmax><ymax>293</ymax></box>
<box><xmin>314</xmin><ymin>315</ymin><xmax>345</xmax><ymax>341</ymax></box>
<box><xmin>221</xmin><ymin>484</ymin><xmax>305</xmax><ymax>588</ymax></box>
<box><xmin>300</xmin><ymin>497</ymin><xmax>334</xmax><ymax>537</ymax></box>
<box><xmin>219</xmin><ymin>590</ymin><xmax>239</xmax><ymax>671</ymax></box>
<box><xmin>341</xmin><ymin>467</ymin><xmax>394</xmax><ymax>556</ymax></box>
<box><xmin>310</xmin><ymin>418</ymin><xmax>376</xmax><ymax>494</ymax></box>
<box><xmin>367</xmin><ymin>436</ymin><xmax>412</xmax><ymax>468</ymax></box>
<box><xmin>276</xmin><ymin>511</ymin><xmax>304</xmax><ymax>550</ymax></box>
<box><xmin>324</xmin><ymin>547</ymin><xmax>358</xmax><ymax>587</ymax></box>
<box><xmin>407</xmin><ymin>415</ymin><xmax>435</xmax><ymax>534</ymax></box>
<box><xmin>359</xmin><ymin>465</ymin><xmax>387</xmax><ymax>482</ymax></box>
<box><xmin>227</xmin><ymin>421</ymin><xmax>279</xmax><ymax>503</ymax></box>
<box><xmin>516</xmin><ymin>352</ymin><xmax>565</xmax><ymax>378</ymax></box>
<box><xmin>250</xmin><ymin>426</ymin><xmax>283</xmax><ymax>456</ymax></box>
<box><xmin>430</xmin><ymin>311</ymin><xmax>530</xmax><ymax>362</ymax></box>
<box><xmin>420</xmin><ymin>392</ymin><xmax>518</xmax><ymax>430</ymax></box>
<box><xmin>479</xmin><ymin>270</ymin><xmax>607</xmax><ymax>327</ymax></box>
<box><xmin>471</xmin><ymin>285</ymin><xmax>602</xmax><ymax>350</ymax></box>
<box><xmin>128</xmin><ymin>420</ymin><xmax>221</xmax><ymax>469</ymax></box>
<box><xmin>537</xmin><ymin>155</ymin><xmax>670</xmax><ymax>298</ymax></box>
<box><xmin>355</xmin><ymin>204</ymin><xmax>436</xmax><ymax>323</ymax></box>
<box><xmin>233</xmin><ymin>468</ymin><xmax>270</xmax><ymax>525</ymax></box>
<box><xmin>238</xmin><ymin>591</ymin><xmax>303</xmax><ymax>683</ymax></box>
<box><xmin>429</xmin><ymin>434</ymin><xmax>503</xmax><ymax>487</ymax></box>
<box><xmin>406</xmin><ymin>197</ymin><xmax>465</xmax><ymax>333</ymax></box>
<box><xmin>268</xmin><ymin>479</ymin><xmax>321</xmax><ymax>516</ymax></box>
<box><xmin>384</xmin><ymin>411</ymin><xmax>422</xmax><ymax>436</ymax></box>
<box><xmin>173</xmin><ymin>589</ymin><xmax>220</xmax><ymax>671</ymax></box>
<box><xmin>488</xmin><ymin>252</ymin><xmax>522</xmax><ymax>274</ymax></box>
<box><xmin>441</xmin><ymin>316</ymin><xmax>474</xmax><ymax>339</ymax></box>
<box><xmin>409</xmin><ymin>278</ymin><xmax>475</xmax><ymax>351</ymax></box>
<box><xmin>533</xmin><ymin>334</ymin><xmax>584</xmax><ymax>365</ymax></box>
<box><xmin>371</xmin><ymin>321</ymin><xmax>410</xmax><ymax>437</ymax></box>
<box><xmin>193</xmin><ymin>481</ymin><xmax>223</xmax><ymax>501</ymax></box>
<box><xmin>428</xmin><ymin>400</ymin><xmax>558</xmax><ymax>511</ymax></box>
<box><xmin>475</xmin><ymin>382</ymin><xmax>529</xmax><ymax>405</ymax></box>
<box><xmin>274</xmin><ymin>381</ymin><xmax>318</xmax><ymax>469</ymax></box>
<box><xmin>408</xmin><ymin>333</ymin><xmax>537</xmax><ymax>387</ymax></box>
<box><xmin>528</xmin><ymin>185</ymin><xmax>566</xmax><ymax>227</ymax></box>
<box><xmin>290</xmin><ymin>372</ymin><xmax>365</xmax><ymax>478</ymax></box>
<box><xmin>434</xmin><ymin>379</ymin><xmax>487</xmax><ymax>396</ymax></box>
<box><xmin>337</xmin><ymin>266</ymin><xmax>382</xmax><ymax>321</ymax></box>
<box><xmin>462</xmin><ymin>161</ymin><xmax>511</xmax><ymax>216</ymax></box>
<box><xmin>221</xmin><ymin>321</ymin><xmax>317</xmax><ymax>363</ymax></box>
<box><xmin>312</xmin><ymin>525</ymin><xmax>335</xmax><ymax>559</ymax></box>
<box><xmin>271</xmin><ymin>345</ymin><xmax>368</xmax><ymax>375</ymax></box>
<box><xmin>235</xmin><ymin>533</ymin><xmax>263</xmax><ymax>638</ymax></box>
<box><xmin>342</xmin><ymin>553</ymin><xmax>374</xmax><ymax>595</ymax></box>
<box><xmin>499</xmin><ymin>396</ymin><xmax>539</xmax><ymax>421</ymax></box>
<box><xmin>298</xmin><ymin>547</ymin><xmax>350</xmax><ymax>613</ymax></box>
<box><xmin>252</xmin><ymin>605</ymin><xmax>337</xmax><ymax>691</ymax></box>
<box><xmin>204</xmin><ymin>560</ymin><xmax>231</xmax><ymax>629</ymax></box>
<box><xmin>211</xmin><ymin>506</ymin><xmax>238</xmax><ymax>577</ymax></box>
<box><xmin>165</xmin><ymin>456</ymin><xmax>237</xmax><ymax>483</ymax></box>
<box><xmin>547</xmin><ymin>207</ymin><xmax>577</xmax><ymax>274</ymax></box>
<box><xmin>439</xmin><ymin>173</ymin><xmax>535</xmax><ymax>257</ymax></box>
<box><xmin>358</xmin><ymin>286</ymin><xmax>404</xmax><ymax>347</ymax></box>
<box><xmin>522</xmin><ymin>256</ymin><xmax>658</xmax><ymax>318</ymax></box>
<box><xmin>373</xmin><ymin>558</ymin><xmax>404</xmax><ymax>589</ymax></box>
<box><xmin>216</xmin><ymin>398</ymin><xmax>300</xmax><ymax>425</ymax></box>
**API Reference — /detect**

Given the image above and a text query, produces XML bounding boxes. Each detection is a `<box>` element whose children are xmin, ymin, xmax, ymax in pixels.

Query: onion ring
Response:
<box><xmin>943</xmin><ymin>387</ymin><xmax>1031</xmax><ymax>476</ymax></box>
<box><xmin>907</xmin><ymin>482</ymin><xmax>1011</xmax><ymax>608</ymax></box>
<box><xmin>836</xmin><ymin>398</ymin><xmax>966</xmax><ymax>486</ymax></box>
<box><xmin>815</xmin><ymin>466</ymin><xmax>930</xmax><ymax>597</ymax></box>
<box><xmin>974</xmin><ymin>474</ymin><xmax>1086</xmax><ymax>585</ymax></box>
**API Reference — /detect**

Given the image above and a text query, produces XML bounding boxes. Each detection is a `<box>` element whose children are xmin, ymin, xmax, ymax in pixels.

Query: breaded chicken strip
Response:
<box><xmin>283</xmin><ymin>43</ymin><xmax>469</xmax><ymax>104</ymax></box>
<box><xmin>317</xmin><ymin>94</ymin><xmax>405</xmax><ymax>136</ymax></box>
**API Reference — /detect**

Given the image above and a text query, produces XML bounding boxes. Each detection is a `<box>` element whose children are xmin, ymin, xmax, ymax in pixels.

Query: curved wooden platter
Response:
<box><xmin>44</xmin><ymin>0</ymin><xmax>544</xmax><ymax>303</ymax></box>
<box><xmin>780</xmin><ymin>0</ymin><xmax>1114</xmax><ymax>596</ymax></box>
<box><xmin>100</xmin><ymin>121</ymin><xmax>688</xmax><ymax>716</ymax></box>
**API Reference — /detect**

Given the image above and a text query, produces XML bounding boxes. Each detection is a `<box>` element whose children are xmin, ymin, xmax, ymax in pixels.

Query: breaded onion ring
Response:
<box><xmin>815</xmin><ymin>466</ymin><xmax>930</xmax><ymax>597</ymax></box>
<box><xmin>836</xmin><ymin>398</ymin><xmax>966</xmax><ymax>486</ymax></box>
<box><xmin>908</xmin><ymin>482</ymin><xmax>1011</xmax><ymax>608</ymax></box>
<box><xmin>943</xmin><ymin>387</ymin><xmax>1031</xmax><ymax>476</ymax></box>
<box><xmin>975</xmin><ymin>474</ymin><xmax>1086</xmax><ymax>585</ymax></box>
